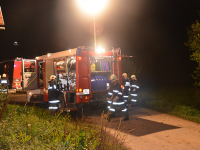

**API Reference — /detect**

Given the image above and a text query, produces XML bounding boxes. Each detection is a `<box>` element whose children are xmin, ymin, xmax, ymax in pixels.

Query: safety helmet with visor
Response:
<box><xmin>50</xmin><ymin>75</ymin><xmax>57</xmax><ymax>80</ymax></box>
<box><xmin>110</xmin><ymin>74</ymin><xmax>117</xmax><ymax>81</ymax></box>
<box><xmin>122</xmin><ymin>73</ymin><xmax>127</xmax><ymax>78</ymax></box>
<box><xmin>131</xmin><ymin>75</ymin><xmax>136</xmax><ymax>80</ymax></box>
<box><xmin>2</xmin><ymin>74</ymin><xmax>6</xmax><ymax>78</ymax></box>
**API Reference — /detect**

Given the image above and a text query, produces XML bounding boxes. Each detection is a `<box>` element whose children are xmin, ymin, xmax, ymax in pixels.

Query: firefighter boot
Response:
<box><xmin>122</xmin><ymin>105</ymin><xmax>129</xmax><ymax>121</ymax></box>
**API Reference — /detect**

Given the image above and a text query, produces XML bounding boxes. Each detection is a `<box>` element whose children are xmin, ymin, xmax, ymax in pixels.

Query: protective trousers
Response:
<box><xmin>107</xmin><ymin>100</ymin><xmax>129</xmax><ymax>120</ymax></box>
<box><xmin>48</xmin><ymin>89</ymin><xmax>60</xmax><ymax>110</ymax></box>
<box><xmin>130</xmin><ymin>91</ymin><xmax>137</xmax><ymax>105</ymax></box>
<box><xmin>0</xmin><ymin>88</ymin><xmax>8</xmax><ymax>94</ymax></box>
<box><xmin>0</xmin><ymin>79</ymin><xmax>8</xmax><ymax>94</ymax></box>
<box><xmin>48</xmin><ymin>80</ymin><xmax>59</xmax><ymax>110</ymax></box>
<box><xmin>123</xmin><ymin>87</ymin><xmax>129</xmax><ymax>103</ymax></box>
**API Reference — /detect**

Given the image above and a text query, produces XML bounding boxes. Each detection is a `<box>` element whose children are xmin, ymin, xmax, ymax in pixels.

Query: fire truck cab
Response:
<box><xmin>0</xmin><ymin>58</ymin><xmax>37</xmax><ymax>93</ymax></box>
<box><xmin>27</xmin><ymin>46</ymin><xmax>123</xmax><ymax>111</ymax></box>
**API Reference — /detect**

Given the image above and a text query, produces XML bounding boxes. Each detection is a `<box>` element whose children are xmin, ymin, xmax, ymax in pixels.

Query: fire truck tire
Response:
<box><xmin>90</xmin><ymin>101</ymin><xmax>100</xmax><ymax>110</ymax></box>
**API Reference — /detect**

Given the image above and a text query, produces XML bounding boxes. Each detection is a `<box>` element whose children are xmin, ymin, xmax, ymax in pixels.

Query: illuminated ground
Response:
<box><xmin>9</xmin><ymin>94</ymin><xmax>200</xmax><ymax>150</ymax></box>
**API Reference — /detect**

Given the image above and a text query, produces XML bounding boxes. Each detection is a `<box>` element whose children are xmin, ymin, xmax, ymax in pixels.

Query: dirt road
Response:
<box><xmin>9</xmin><ymin>94</ymin><xmax>200</xmax><ymax>150</ymax></box>
<box><xmin>86</xmin><ymin>106</ymin><xmax>200</xmax><ymax>150</ymax></box>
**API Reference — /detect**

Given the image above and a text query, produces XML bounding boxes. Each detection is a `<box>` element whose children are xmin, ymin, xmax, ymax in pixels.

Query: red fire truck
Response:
<box><xmin>27</xmin><ymin>46</ymin><xmax>124</xmax><ymax>111</ymax></box>
<box><xmin>0</xmin><ymin>57</ymin><xmax>37</xmax><ymax>93</ymax></box>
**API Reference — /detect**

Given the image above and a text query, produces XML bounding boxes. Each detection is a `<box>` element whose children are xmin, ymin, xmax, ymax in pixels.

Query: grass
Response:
<box><xmin>137</xmin><ymin>86</ymin><xmax>200</xmax><ymax>123</ymax></box>
<box><xmin>0</xmin><ymin>94</ymin><xmax>128</xmax><ymax>149</ymax></box>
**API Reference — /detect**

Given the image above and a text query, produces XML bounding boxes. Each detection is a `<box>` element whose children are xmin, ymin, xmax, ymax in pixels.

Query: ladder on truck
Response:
<box><xmin>112</xmin><ymin>48</ymin><xmax>120</xmax><ymax>80</ymax></box>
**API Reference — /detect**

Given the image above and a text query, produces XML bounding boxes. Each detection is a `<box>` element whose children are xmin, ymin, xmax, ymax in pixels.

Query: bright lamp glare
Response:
<box><xmin>96</xmin><ymin>47</ymin><xmax>105</xmax><ymax>53</ymax></box>
<box><xmin>76</xmin><ymin>0</ymin><xmax>108</xmax><ymax>14</ymax></box>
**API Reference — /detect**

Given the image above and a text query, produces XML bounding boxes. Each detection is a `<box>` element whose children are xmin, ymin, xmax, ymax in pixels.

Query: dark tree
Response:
<box><xmin>186</xmin><ymin>13</ymin><xmax>200</xmax><ymax>86</ymax></box>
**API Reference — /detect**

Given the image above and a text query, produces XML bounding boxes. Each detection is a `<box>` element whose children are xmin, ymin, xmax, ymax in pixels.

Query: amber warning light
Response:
<box><xmin>78</xmin><ymin>56</ymin><xmax>82</xmax><ymax>60</ymax></box>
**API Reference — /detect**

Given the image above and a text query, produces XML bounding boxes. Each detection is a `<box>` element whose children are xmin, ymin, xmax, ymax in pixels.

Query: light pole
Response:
<box><xmin>93</xmin><ymin>14</ymin><xmax>96</xmax><ymax>51</ymax></box>
<box><xmin>76</xmin><ymin>0</ymin><xmax>108</xmax><ymax>51</ymax></box>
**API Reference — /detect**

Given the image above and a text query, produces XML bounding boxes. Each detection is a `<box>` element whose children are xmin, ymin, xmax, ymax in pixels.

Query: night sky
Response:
<box><xmin>0</xmin><ymin>0</ymin><xmax>200</xmax><ymax>87</ymax></box>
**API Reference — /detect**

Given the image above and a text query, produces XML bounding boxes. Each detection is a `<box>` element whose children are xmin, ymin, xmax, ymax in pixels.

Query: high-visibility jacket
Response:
<box><xmin>48</xmin><ymin>80</ymin><xmax>57</xmax><ymax>90</ymax></box>
<box><xmin>0</xmin><ymin>77</ymin><xmax>9</xmax><ymax>88</ymax></box>
<box><xmin>0</xmin><ymin>77</ymin><xmax>9</xmax><ymax>94</ymax></box>
<box><xmin>107</xmin><ymin>82</ymin><xmax>123</xmax><ymax>104</ymax></box>
<box><xmin>48</xmin><ymin>80</ymin><xmax>58</xmax><ymax>101</ymax></box>
<box><xmin>107</xmin><ymin>82</ymin><xmax>128</xmax><ymax>113</ymax></box>
<box><xmin>122</xmin><ymin>77</ymin><xmax>130</xmax><ymax>102</ymax></box>
<box><xmin>130</xmin><ymin>79</ymin><xmax>139</xmax><ymax>92</ymax></box>
<box><xmin>130</xmin><ymin>79</ymin><xmax>139</xmax><ymax>102</ymax></box>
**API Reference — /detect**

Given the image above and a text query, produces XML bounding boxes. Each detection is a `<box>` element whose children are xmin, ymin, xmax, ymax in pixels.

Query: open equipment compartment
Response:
<box><xmin>90</xmin><ymin>56</ymin><xmax>112</xmax><ymax>92</ymax></box>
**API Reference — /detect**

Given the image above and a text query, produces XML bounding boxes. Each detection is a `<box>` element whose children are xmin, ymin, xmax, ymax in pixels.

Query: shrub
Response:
<box><xmin>0</xmin><ymin>86</ymin><xmax>10</xmax><ymax>121</ymax></box>
<box><xmin>0</xmin><ymin>105</ymin><xmax>128</xmax><ymax>149</ymax></box>
<box><xmin>138</xmin><ymin>87</ymin><xmax>200</xmax><ymax>123</ymax></box>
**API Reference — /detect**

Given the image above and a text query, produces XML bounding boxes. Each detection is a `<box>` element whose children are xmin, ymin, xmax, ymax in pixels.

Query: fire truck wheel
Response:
<box><xmin>90</xmin><ymin>101</ymin><xmax>100</xmax><ymax>110</ymax></box>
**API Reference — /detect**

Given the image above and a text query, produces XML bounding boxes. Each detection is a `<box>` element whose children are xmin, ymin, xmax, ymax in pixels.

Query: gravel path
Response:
<box><xmin>9</xmin><ymin>94</ymin><xmax>200</xmax><ymax>150</ymax></box>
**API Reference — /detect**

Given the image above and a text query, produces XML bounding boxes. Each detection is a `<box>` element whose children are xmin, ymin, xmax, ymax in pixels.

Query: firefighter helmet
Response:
<box><xmin>122</xmin><ymin>73</ymin><xmax>127</xmax><ymax>78</ymax></box>
<box><xmin>131</xmin><ymin>75</ymin><xmax>136</xmax><ymax>80</ymax></box>
<box><xmin>110</xmin><ymin>74</ymin><xmax>117</xmax><ymax>81</ymax></box>
<box><xmin>2</xmin><ymin>74</ymin><xmax>6</xmax><ymax>78</ymax></box>
<box><xmin>50</xmin><ymin>75</ymin><xmax>57</xmax><ymax>80</ymax></box>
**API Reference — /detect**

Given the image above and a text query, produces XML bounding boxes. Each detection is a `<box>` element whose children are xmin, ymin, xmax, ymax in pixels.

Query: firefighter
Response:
<box><xmin>106</xmin><ymin>74</ymin><xmax>129</xmax><ymax>121</ymax></box>
<box><xmin>130</xmin><ymin>75</ymin><xmax>139</xmax><ymax>106</ymax></box>
<box><xmin>48</xmin><ymin>75</ymin><xmax>59</xmax><ymax>110</ymax></box>
<box><xmin>122</xmin><ymin>73</ymin><xmax>130</xmax><ymax>117</ymax></box>
<box><xmin>122</xmin><ymin>73</ymin><xmax>130</xmax><ymax>103</ymax></box>
<box><xmin>0</xmin><ymin>74</ymin><xmax>9</xmax><ymax>94</ymax></box>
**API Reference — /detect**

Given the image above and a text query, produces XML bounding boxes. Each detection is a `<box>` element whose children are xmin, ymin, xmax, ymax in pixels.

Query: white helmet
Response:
<box><xmin>110</xmin><ymin>74</ymin><xmax>117</xmax><ymax>81</ymax></box>
<box><xmin>2</xmin><ymin>74</ymin><xmax>6</xmax><ymax>78</ymax></box>
<box><xmin>131</xmin><ymin>75</ymin><xmax>136</xmax><ymax>80</ymax></box>
<box><xmin>50</xmin><ymin>75</ymin><xmax>57</xmax><ymax>80</ymax></box>
<box><xmin>122</xmin><ymin>73</ymin><xmax>127</xmax><ymax>78</ymax></box>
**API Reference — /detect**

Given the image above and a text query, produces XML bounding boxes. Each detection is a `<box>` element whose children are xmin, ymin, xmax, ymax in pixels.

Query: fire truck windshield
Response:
<box><xmin>24</xmin><ymin>60</ymin><xmax>35</xmax><ymax>72</ymax></box>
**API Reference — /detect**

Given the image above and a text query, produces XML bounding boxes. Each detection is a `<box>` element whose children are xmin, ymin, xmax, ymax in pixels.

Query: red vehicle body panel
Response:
<box><xmin>43</xmin><ymin>60</ymin><xmax>46</xmax><ymax>89</ymax></box>
<box><xmin>76</xmin><ymin>51</ymin><xmax>92</xmax><ymax>103</ymax></box>
<box><xmin>13</xmin><ymin>60</ymin><xmax>22</xmax><ymax>88</ymax></box>
<box><xmin>75</xmin><ymin>50</ymin><xmax>122</xmax><ymax>104</ymax></box>
<box><xmin>36</xmin><ymin>60</ymin><xmax>39</xmax><ymax>89</ymax></box>
<box><xmin>43</xmin><ymin>90</ymin><xmax>48</xmax><ymax>102</ymax></box>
